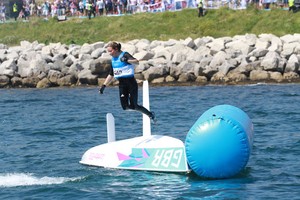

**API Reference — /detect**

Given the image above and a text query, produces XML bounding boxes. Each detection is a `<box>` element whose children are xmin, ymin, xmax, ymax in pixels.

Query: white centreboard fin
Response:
<box><xmin>142</xmin><ymin>80</ymin><xmax>151</xmax><ymax>137</ymax></box>
<box><xmin>106</xmin><ymin>113</ymin><xmax>115</xmax><ymax>143</ymax></box>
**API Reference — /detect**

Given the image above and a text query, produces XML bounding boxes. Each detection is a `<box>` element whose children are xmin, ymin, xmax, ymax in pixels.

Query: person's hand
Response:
<box><xmin>120</xmin><ymin>56</ymin><xmax>128</xmax><ymax>62</ymax></box>
<box><xmin>99</xmin><ymin>85</ymin><xmax>106</xmax><ymax>94</ymax></box>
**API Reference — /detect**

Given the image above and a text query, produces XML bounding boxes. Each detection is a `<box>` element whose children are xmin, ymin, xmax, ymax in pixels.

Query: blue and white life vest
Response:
<box><xmin>112</xmin><ymin>52</ymin><xmax>135</xmax><ymax>79</ymax></box>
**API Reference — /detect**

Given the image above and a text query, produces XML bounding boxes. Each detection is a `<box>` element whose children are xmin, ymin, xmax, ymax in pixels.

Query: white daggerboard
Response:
<box><xmin>142</xmin><ymin>80</ymin><xmax>151</xmax><ymax>137</ymax></box>
<box><xmin>80</xmin><ymin>81</ymin><xmax>189</xmax><ymax>173</ymax></box>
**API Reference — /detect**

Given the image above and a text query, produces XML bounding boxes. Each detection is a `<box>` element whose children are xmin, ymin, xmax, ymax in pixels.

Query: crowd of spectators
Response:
<box><xmin>8</xmin><ymin>0</ymin><xmax>182</xmax><ymax>21</ymax></box>
<box><xmin>0</xmin><ymin>0</ymin><xmax>296</xmax><ymax>22</ymax></box>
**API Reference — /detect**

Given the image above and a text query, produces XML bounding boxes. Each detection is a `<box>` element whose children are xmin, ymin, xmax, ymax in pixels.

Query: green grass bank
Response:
<box><xmin>1</xmin><ymin>7</ymin><xmax>300</xmax><ymax>46</ymax></box>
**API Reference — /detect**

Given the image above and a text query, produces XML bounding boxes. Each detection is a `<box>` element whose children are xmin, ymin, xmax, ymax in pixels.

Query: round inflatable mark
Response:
<box><xmin>185</xmin><ymin>105</ymin><xmax>253</xmax><ymax>178</ymax></box>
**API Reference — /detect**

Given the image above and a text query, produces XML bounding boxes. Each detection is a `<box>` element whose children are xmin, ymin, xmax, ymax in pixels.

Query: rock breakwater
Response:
<box><xmin>0</xmin><ymin>33</ymin><xmax>300</xmax><ymax>88</ymax></box>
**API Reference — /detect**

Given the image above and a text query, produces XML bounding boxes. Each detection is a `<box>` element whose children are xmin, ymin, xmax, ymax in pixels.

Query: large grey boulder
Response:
<box><xmin>135</xmin><ymin>39</ymin><xmax>151</xmax><ymax>52</ymax></box>
<box><xmin>77</xmin><ymin>69</ymin><xmax>98</xmax><ymax>85</ymax></box>
<box><xmin>0</xmin><ymin>44</ymin><xmax>8</xmax><ymax>49</ymax></box>
<box><xmin>48</xmin><ymin>70</ymin><xmax>64</xmax><ymax>85</ymax></box>
<box><xmin>68</xmin><ymin>46</ymin><xmax>80</xmax><ymax>58</ymax></box>
<box><xmin>121</xmin><ymin>43</ymin><xmax>137</xmax><ymax>55</ymax></box>
<box><xmin>0</xmin><ymin>75</ymin><xmax>10</xmax><ymax>87</ymax></box>
<box><xmin>227</xmin><ymin>71</ymin><xmax>248</xmax><ymax>82</ymax></box>
<box><xmin>206</xmin><ymin>38</ymin><xmax>225</xmax><ymax>54</ymax></box>
<box><xmin>153</xmin><ymin>47</ymin><xmax>173</xmax><ymax>61</ymax></box>
<box><xmin>261</xmin><ymin>51</ymin><xmax>283</xmax><ymax>72</ymax></box>
<box><xmin>283</xmin><ymin>71</ymin><xmax>299</xmax><ymax>80</ymax></box>
<box><xmin>36</xmin><ymin>78</ymin><xmax>52</xmax><ymax>88</ymax></box>
<box><xmin>135</xmin><ymin>61</ymin><xmax>151</xmax><ymax>73</ymax></box>
<box><xmin>11</xmin><ymin>76</ymin><xmax>22</xmax><ymax>87</ymax></box>
<box><xmin>182</xmin><ymin>37</ymin><xmax>195</xmax><ymax>49</ymax></box>
<box><xmin>209</xmin><ymin>51</ymin><xmax>226</xmax><ymax>69</ymax></box>
<box><xmin>89</xmin><ymin>58</ymin><xmax>111</xmax><ymax>76</ymax></box>
<box><xmin>63</xmin><ymin>54</ymin><xmax>77</xmax><ymax>66</ymax></box>
<box><xmin>170</xmin><ymin>60</ymin><xmax>194</xmax><ymax>79</ymax></box>
<box><xmin>6</xmin><ymin>50</ymin><xmax>19</xmax><ymax>61</ymax></box>
<box><xmin>280</xmin><ymin>34</ymin><xmax>299</xmax><ymax>44</ymax></box>
<box><xmin>269</xmin><ymin>71</ymin><xmax>283</xmax><ymax>82</ymax></box>
<box><xmin>134</xmin><ymin>51</ymin><xmax>154</xmax><ymax>61</ymax></box>
<box><xmin>225</xmin><ymin>40</ymin><xmax>253</xmax><ymax>56</ymax></box>
<box><xmin>57</xmin><ymin>74</ymin><xmax>77</xmax><ymax>86</ymax></box>
<box><xmin>0</xmin><ymin>49</ymin><xmax>7</xmax><ymax>62</ymax></box>
<box><xmin>143</xmin><ymin>65</ymin><xmax>169</xmax><ymax>82</ymax></box>
<box><xmin>80</xmin><ymin>43</ymin><xmax>93</xmax><ymax>55</ymax></box>
<box><xmin>178</xmin><ymin>73</ymin><xmax>196</xmax><ymax>82</ymax></box>
<box><xmin>249</xmin><ymin>70</ymin><xmax>270</xmax><ymax>81</ymax></box>
<box><xmin>91</xmin><ymin>48</ymin><xmax>105</xmax><ymax>59</ymax></box>
<box><xmin>285</xmin><ymin>54</ymin><xmax>299</xmax><ymax>73</ymax></box>
<box><xmin>281</xmin><ymin>42</ymin><xmax>298</xmax><ymax>58</ymax></box>
<box><xmin>194</xmin><ymin>36</ymin><xmax>213</xmax><ymax>48</ymax></box>
<box><xmin>22</xmin><ymin>77</ymin><xmax>39</xmax><ymax>87</ymax></box>
<box><xmin>68</xmin><ymin>63</ymin><xmax>84</xmax><ymax>77</ymax></box>
<box><xmin>0</xmin><ymin>59</ymin><xmax>17</xmax><ymax>77</ymax></box>
<box><xmin>187</xmin><ymin>46</ymin><xmax>210</xmax><ymax>63</ymax></box>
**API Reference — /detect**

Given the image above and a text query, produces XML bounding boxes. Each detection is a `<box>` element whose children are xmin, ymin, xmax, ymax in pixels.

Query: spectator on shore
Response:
<box><xmin>121</xmin><ymin>0</ymin><xmax>128</xmax><ymax>13</ymax></box>
<box><xmin>51</xmin><ymin>2</ymin><xmax>57</xmax><ymax>17</ymax></box>
<box><xmin>86</xmin><ymin>0</ymin><xmax>92</xmax><ymax>18</ymax></box>
<box><xmin>36</xmin><ymin>3</ymin><xmax>41</xmax><ymax>16</ymax></box>
<box><xmin>197</xmin><ymin>0</ymin><xmax>203</xmax><ymax>17</ymax></box>
<box><xmin>112</xmin><ymin>0</ymin><xmax>118</xmax><ymax>14</ymax></box>
<box><xmin>129</xmin><ymin>0</ymin><xmax>137</xmax><ymax>14</ymax></box>
<box><xmin>42</xmin><ymin>1</ymin><xmax>49</xmax><ymax>18</ymax></box>
<box><xmin>57</xmin><ymin>0</ymin><xmax>65</xmax><ymax>16</ymax></box>
<box><xmin>92</xmin><ymin>1</ymin><xmax>96</xmax><ymax>17</ymax></box>
<box><xmin>83</xmin><ymin>0</ymin><xmax>87</xmax><ymax>15</ymax></box>
<box><xmin>29</xmin><ymin>1</ymin><xmax>36</xmax><ymax>16</ymax></box>
<box><xmin>79</xmin><ymin>0</ymin><xmax>84</xmax><ymax>16</ymax></box>
<box><xmin>96</xmin><ymin>0</ymin><xmax>105</xmax><ymax>15</ymax></box>
<box><xmin>23</xmin><ymin>2</ymin><xmax>30</xmax><ymax>20</ymax></box>
<box><xmin>18</xmin><ymin>9</ymin><xmax>24</xmax><ymax>19</ymax></box>
<box><xmin>12</xmin><ymin>2</ymin><xmax>18</xmax><ymax>21</ymax></box>
<box><xmin>289</xmin><ymin>0</ymin><xmax>296</xmax><ymax>11</ymax></box>
<box><xmin>136</xmin><ymin>0</ymin><xmax>145</xmax><ymax>12</ymax></box>
<box><xmin>70</xmin><ymin>1</ymin><xmax>77</xmax><ymax>16</ymax></box>
<box><xmin>283</xmin><ymin>0</ymin><xmax>288</xmax><ymax>7</ymax></box>
<box><xmin>106</xmin><ymin>0</ymin><xmax>113</xmax><ymax>15</ymax></box>
<box><xmin>262</xmin><ymin>0</ymin><xmax>271</xmax><ymax>9</ymax></box>
<box><xmin>0</xmin><ymin>3</ymin><xmax>6</xmax><ymax>23</ymax></box>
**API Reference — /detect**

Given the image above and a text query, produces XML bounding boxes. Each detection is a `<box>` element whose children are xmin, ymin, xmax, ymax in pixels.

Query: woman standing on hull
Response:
<box><xmin>99</xmin><ymin>42</ymin><xmax>156</xmax><ymax>123</ymax></box>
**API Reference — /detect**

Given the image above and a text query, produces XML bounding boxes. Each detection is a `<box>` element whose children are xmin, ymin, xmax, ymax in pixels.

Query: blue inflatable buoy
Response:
<box><xmin>185</xmin><ymin>105</ymin><xmax>254</xmax><ymax>178</ymax></box>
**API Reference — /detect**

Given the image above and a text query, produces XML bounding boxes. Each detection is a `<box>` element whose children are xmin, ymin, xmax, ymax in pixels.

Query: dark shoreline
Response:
<box><xmin>1</xmin><ymin>79</ymin><xmax>299</xmax><ymax>89</ymax></box>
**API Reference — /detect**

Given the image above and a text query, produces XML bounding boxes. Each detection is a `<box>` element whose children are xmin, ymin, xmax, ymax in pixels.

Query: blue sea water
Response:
<box><xmin>0</xmin><ymin>83</ymin><xmax>299</xmax><ymax>199</ymax></box>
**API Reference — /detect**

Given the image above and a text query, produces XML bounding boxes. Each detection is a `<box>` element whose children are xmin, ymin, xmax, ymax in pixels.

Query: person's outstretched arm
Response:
<box><xmin>99</xmin><ymin>74</ymin><xmax>114</xmax><ymax>94</ymax></box>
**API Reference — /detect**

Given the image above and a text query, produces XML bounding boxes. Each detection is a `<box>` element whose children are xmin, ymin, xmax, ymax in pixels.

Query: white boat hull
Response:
<box><xmin>80</xmin><ymin>135</ymin><xmax>189</xmax><ymax>172</ymax></box>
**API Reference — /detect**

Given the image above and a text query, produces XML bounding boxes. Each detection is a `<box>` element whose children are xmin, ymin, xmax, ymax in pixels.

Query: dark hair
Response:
<box><xmin>107</xmin><ymin>42</ymin><xmax>121</xmax><ymax>51</ymax></box>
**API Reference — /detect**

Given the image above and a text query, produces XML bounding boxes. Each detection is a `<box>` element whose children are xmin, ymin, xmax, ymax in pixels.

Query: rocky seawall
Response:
<box><xmin>0</xmin><ymin>33</ymin><xmax>300</xmax><ymax>88</ymax></box>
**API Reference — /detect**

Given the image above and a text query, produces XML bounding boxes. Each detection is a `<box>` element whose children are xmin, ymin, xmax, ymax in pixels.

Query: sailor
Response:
<box><xmin>99</xmin><ymin>42</ymin><xmax>156</xmax><ymax>123</ymax></box>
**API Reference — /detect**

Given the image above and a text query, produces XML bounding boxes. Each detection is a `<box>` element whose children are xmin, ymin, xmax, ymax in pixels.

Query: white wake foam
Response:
<box><xmin>0</xmin><ymin>173</ymin><xmax>81</xmax><ymax>187</ymax></box>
